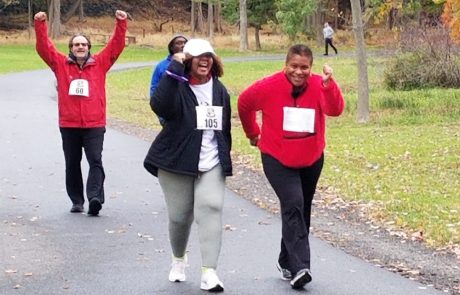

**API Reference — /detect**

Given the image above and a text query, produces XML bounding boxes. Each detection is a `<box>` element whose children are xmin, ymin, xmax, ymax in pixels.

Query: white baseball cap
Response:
<box><xmin>183</xmin><ymin>39</ymin><xmax>215</xmax><ymax>57</ymax></box>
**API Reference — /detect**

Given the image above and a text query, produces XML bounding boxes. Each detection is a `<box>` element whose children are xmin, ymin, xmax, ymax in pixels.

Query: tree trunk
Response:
<box><xmin>79</xmin><ymin>0</ymin><xmax>84</xmax><ymax>21</ymax></box>
<box><xmin>48</xmin><ymin>0</ymin><xmax>61</xmax><ymax>39</ymax></box>
<box><xmin>208</xmin><ymin>1</ymin><xmax>213</xmax><ymax>39</ymax></box>
<box><xmin>191</xmin><ymin>0</ymin><xmax>196</xmax><ymax>36</ymax></box>
<box><xmin>28</xmin><ymin>0</ymin><xmax>32</xmax><ymax>39</ymax></box>
<box><xmin>239</xmin><ymin>0</ymin><xmax>248</xmax><ymax>51</ymax></box>
<box><xmin>62</xmin><ymin>0</ymin><xmax>82</xmax><ymax>24</ymax></box>
<box><xmin>255</xmin><ymin>26</ymin><xmax>261</xmax><ymax>51</ymax></box>
<box><xmin>335</xmin><ymin>0</ymin><xmax>339</xmax><ymax>29</ymax></box>
<box><xmin>315</xmin><ymin>4</ymin><xmax>323</xmax><ymax>46</ymax></box>
<box><xmin>350</xmin><ymin>0</ymin><xmax>370</xmax><ymax>123</ymax></box>
<box><xmin>214</xmin><ymin>1</ymin><xmax>222</xmax><ymax>33</ymax></box>
<box><xmin>197</xmin><ymin>1</ymin><xmax>204</xmax><ymax>33</ymax></box>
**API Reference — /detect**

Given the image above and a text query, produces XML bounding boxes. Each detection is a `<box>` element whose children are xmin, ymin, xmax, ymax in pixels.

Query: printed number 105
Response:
<box><xmin>205</xmin><ymin>119</ymin><xmax>218</xmax><ymax>129</ymax></box>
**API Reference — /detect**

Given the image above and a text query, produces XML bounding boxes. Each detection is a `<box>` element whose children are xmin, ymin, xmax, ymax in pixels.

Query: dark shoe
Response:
<box><xmin>276</xmin><ymin>262</ymin><xmax>292</xmax><ymax>280</ymax></box>
<box><xmin>88</xmin><ymin>198</ymin><xmax>102</xmax><ymax>216</ymax></box>
<box><xmin>290</xmin><ymin>269</ymin><xmax>312</xmax><ymax>289</ymax></box>
<box><xmin>70</xmin><ymin>204</ymin><xmax>84</xmax><ymax>213</ymax></box>
<box><xmin>323</xmin><ymin>53</ymin><xmax>328</xmax><ymax>56</ymax></box>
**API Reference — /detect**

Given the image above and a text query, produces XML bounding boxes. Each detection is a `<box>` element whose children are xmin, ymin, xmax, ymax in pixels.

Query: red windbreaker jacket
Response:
<box><xmin>35</xmin><ymin>18</ymin><xmax>127</xmax><ymax>128</ymax></box>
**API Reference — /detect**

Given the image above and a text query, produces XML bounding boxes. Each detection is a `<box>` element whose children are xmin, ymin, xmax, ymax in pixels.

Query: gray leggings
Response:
<box><xmin>158</xmin><ymin>165</ymin><xmax>225</xmax><ymax>268</ymax></box>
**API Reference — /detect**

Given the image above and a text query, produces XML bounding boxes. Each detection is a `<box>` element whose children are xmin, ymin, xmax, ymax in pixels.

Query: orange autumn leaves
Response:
<box><xmin>440</xmin><ymin>0</ymin><xmax>460</xmax><ymax>43</ymax></box>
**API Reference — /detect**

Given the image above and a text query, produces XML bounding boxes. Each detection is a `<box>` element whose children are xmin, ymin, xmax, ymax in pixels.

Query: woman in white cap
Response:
<box><xmin>144</xmin><ymin>39</ymin><xmax>232</xmax><ymax>292</ymax></box>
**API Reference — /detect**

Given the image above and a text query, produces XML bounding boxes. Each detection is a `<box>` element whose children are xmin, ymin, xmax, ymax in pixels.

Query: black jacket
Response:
<box><xmin>144</xmin><ymin>60</ymin><xmax>232</xmax><ymax>177</ymax></box>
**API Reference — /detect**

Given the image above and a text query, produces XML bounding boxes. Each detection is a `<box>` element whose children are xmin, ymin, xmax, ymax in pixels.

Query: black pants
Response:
<box><xmin>325</xmin><ymin>38</ymin><xmax>337</xmax><ymax>55</ymax></box>
<box><xmin>60</xmin><ymin>127</ymin><xmax>106</xmax><ymax>205</ymax></box>
<box><xmin>262</xmin><ymin>153</ymin><xmax>324</xmax><ymax>274</ymax></box>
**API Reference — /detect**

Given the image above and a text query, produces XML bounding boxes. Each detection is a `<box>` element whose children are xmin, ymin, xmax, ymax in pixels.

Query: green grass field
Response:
<box><xmin>1</xmin><ymin>44</ymin><xmax>459</xmax><ymax>248</ymax></box>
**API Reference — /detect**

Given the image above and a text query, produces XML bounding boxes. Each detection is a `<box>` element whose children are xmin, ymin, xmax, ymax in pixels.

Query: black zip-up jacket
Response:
<box><xmin>144</xmin><ymin>60</ymin><xmax>232</xmax><ymax>177</ymax></box>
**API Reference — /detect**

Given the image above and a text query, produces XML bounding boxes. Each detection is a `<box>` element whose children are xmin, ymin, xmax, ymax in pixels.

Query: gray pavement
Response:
<box><xmin>0</xmin><ymin>66</ymin><xmax>449</xmax><ymax>295</ymax></box>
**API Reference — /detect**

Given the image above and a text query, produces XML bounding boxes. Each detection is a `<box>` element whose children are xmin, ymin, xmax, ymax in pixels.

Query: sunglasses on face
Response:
<box><xmin>72</xmin><ymin>43</ymin><xmax>88</xmax><ymax>47</ymax></box>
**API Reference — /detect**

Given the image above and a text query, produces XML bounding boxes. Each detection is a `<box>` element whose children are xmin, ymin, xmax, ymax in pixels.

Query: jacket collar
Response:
<box><xmin>67</xmin><ymin>54</ymin><xmax>96</xmax><ymax>68</ymax></box>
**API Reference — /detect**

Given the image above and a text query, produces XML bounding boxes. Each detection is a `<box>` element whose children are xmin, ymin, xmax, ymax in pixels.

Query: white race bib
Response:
<box><xmin>68</xmin><ymin>79</ymin><xmax>89</xmax><ymax>97</ymax></box>
<box><xmin>283</xmin><ymin>107</ymin><xmax>315</xmax><ymax>133</ymax></box>
<box><xmin>196</xmin><ymin>106</ymin><xmax>223</xmax><ymax>130</ymax></box>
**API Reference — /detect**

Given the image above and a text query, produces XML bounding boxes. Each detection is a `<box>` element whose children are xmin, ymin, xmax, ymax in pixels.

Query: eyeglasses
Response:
<box><xmin>72</xmin><ymin>43</ymin><xmax>88</xmax><ymax>47</ymax></box>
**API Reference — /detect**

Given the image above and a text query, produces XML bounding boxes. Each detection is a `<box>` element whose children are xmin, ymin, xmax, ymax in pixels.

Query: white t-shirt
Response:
<box><xmin>190</xmin><ymin>78</ymin><xmax>220</xmax><ymax>172</ymax></box>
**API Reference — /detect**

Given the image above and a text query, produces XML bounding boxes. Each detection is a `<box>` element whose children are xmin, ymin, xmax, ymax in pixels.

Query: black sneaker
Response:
<box><xmin>276</xmin><ymin>262</ymin><xmax>292</xmax><ymax>280</ymax></box>
<box><xmin>88</xmin><ymin>199</ymin><xmax>102</xmax><ymax>216</ymax></box>
<box><xmin>290</xmin><ymin>269</ymin><xmax>312</xmax><ymax>289</ymax></box>
<box><xmin>70</xmin><ymin>204</ymin><xmax>84</xmax><ymax>213</ymax></box>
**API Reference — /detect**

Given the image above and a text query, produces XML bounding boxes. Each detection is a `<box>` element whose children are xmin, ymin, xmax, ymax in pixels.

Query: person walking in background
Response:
<box><xmin>149</xmin><ymin>33</ymin><xmax>188</xmax><ymax>126</ymax></box>
<box><xmin>34</xmin><ymin>10</ymin><xmax>128</xmax><ymax>216</ymax></box>
<box><xmin>238</xmin><ymin>44</ymin><xmax>344</xmax><ymax>289</ymax></box>
<box><xmin>323</xmin><ymin>22</ymin><xmax>338</xmax><ymax>55</ymax></box>
<box><xmin>144</xmin><ymin>39</ymin><xmax>232</xmax><ymax>292</ymax></box>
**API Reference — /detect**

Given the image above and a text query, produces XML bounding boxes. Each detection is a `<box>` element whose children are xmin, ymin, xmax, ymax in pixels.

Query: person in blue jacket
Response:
<box><xmin>149</xmin><ymin>34</ymin><xmax>188</xmax><ymax>125</ymax></box>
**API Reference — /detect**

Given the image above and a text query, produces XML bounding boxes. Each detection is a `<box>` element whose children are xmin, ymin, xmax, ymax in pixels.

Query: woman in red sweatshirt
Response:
<box><xmin>238</xmin><ymin>44</ymin><xmax>344</xmax><ymax>289</ymax></box>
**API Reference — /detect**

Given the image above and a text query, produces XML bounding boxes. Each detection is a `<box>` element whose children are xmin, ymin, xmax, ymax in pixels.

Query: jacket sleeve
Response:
<box><xmin>150</xmin><ymin>61</ymin><xmax>165</xmax><ymax>98</ymax></box>
<box><xmin>320</xmin><ymin>79</ymin><xmax>345</xmax><ymax>117</ymax></box>
<box><xmin>97</xmin><ymin>18</ymin><xmax>127</xmax><ymax>72</ymax></box>
<box><xmin>237</xmin><ymin>80</ymin><xmax>263</xmax><ymax>140</ymax></box>
<box><xmin>150</xmin><ymin>59</ymin><xmax>185</xmax><ymax>120</ymax></box>
<box><xmin>34</xmin><ymin>19</ymin><xmax>65</xmax><ymax>71</ymax></box>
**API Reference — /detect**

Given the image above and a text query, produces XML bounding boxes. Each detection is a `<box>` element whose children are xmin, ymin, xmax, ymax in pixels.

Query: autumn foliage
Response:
<box><xmin>440</xmin><ymin>0</ymin><xmax>460</xmax><ymax>43</ymax></box>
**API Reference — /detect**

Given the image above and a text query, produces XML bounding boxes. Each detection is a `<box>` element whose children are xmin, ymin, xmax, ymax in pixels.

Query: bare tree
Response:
<box><xmin>191</xmin><ymin>0</ymin><xmax>196</xmax><ymax>36</ymax></box>
<box><xmin>48</xmin><ymin>0</ymin><xmax>61</xmax><ymax>39</ymax></box>
<box><xmin>27</xmin><ymin>0</ymin><xmax>32</xmax><ymax>38</ymax></box>
<box><xmin>196</xmin><ymin>1</ymin><xmax>204</xmax><ymax>33</ymax></box>
<box><xmin>239</xmin><ymin>0</ymin><xmax>248</xmax><ymax>51</ymax></box>
<box><xmin>62</xmin><ymin>0</ymin><xmax>83</xmax><ymax>24</ymax></box>
<box><xmin>79</xmin><ymin>0</ymin><xmax>84</xmax><ymax>21</ymax></box>
<box><xmin>208</xmin><ymin>0</ymin><xmax>214</xmax><ymax>39</ymax></box>
<box><xmin>350</xmin><ymin>0</ymin><xmax>370</xmax><ymax>123</ymax></box>
<box><xmin>214</xmin><ymin>0</ymin><xmax>223</xmax><ymax>33</ymax></box>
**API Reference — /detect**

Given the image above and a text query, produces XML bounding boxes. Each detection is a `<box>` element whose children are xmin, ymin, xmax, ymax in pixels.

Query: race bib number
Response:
<box><xmin>68</xmin><ymin>79</ymin><xmax>89</xmax><ymax>97</ymax></box>
<box><xmin>283</xmin><ymin>107</ymin><xmax>315</xmax><ymax>133</ymax></box>
<box><xmin>196</xmin><ymin>106</ymin><xmax>223</xmax><ymax>130</ymax></box>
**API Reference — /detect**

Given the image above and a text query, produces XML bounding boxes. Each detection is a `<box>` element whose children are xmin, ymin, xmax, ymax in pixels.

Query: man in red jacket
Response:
<box><xmin>34</xmin><ymin>10</ymin><xmax>128</xmax><ymax>216</ymax></box>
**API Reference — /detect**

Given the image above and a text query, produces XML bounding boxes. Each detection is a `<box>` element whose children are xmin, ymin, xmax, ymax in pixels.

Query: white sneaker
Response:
<box><xmin>168</xmin><ymin>255</ymin><xmax>188</xmax><ymax>282</ymax></box>
<box><xmin>200</xmin><ymin>268</ymin><xmax>224</xmax><ymax>292</ymax></box>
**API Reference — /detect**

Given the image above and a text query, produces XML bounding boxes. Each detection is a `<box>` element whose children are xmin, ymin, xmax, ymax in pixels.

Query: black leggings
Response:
<box><xmin>325</xmin><ymin>38</ymin><xmax>337</xmax><ymax>55</ymax></box>
<box><xmin>262</xmin><ymin>153</ymin><xmax>323</xmax><ymax>274</ymax></box>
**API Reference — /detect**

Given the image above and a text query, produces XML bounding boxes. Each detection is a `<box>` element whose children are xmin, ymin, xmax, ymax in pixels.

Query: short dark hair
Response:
<box><xmin>286</xmin><ymin>44</ymin><xmax>313</xmax><ymax>65</ymax></box>
<box><xmin>68</xmin><ymin>34</ymin><xmax>92</xmax><ymax>50</ymax></box>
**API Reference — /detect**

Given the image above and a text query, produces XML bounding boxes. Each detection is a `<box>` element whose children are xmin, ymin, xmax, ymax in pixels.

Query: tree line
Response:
<box><xmin>2</xmin><ymin>0</ymin><xmax>457</xmax><ymax>123</ymax></box>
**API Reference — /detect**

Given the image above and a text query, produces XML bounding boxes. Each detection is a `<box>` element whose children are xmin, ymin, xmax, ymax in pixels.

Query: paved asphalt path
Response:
<box><xmin>0</xmin><ymin>63</ymin><xmax>449</xmax><ymax>295</ymax></box>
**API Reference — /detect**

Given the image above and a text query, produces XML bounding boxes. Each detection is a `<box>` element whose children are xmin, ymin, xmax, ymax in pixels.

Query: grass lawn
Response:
<box><xmin>0</xmin><ymin>43</ymin><xmax>166</xmax><ymax>74</ymax></box>
<box><xmin>1</xmin><ymin>43</ymin><xmax>459</xmax><ymax>248</ymax></box>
